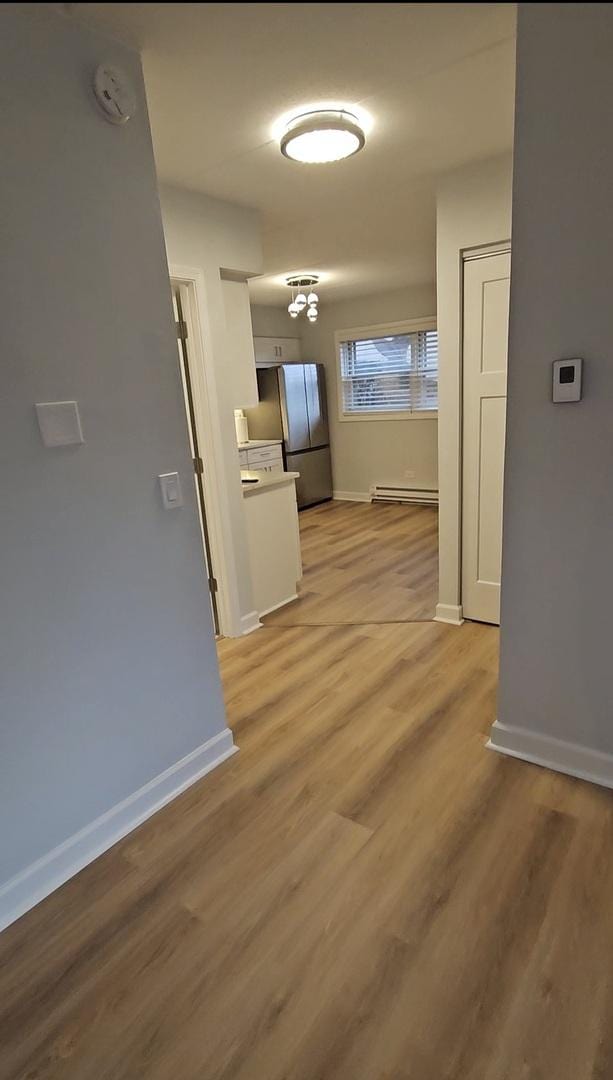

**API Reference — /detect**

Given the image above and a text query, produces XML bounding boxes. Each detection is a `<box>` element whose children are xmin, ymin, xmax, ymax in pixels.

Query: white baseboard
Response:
<box><xmin>0</xmin><ymin>728</ymin><xmax>238</xmax><ymax>933</ymax></box>
<box><xmin>487</xmin><ymin>720</ymin><xmax>613</xmax><ymax>791</ymax></box>
<box><xmin>240</xmin><ymin>610</ymin><xmax>262</xmax><ymax>636</ymax></box>
<box><xmin>332</xmin><ymin>490</ymin><xmax>371</xmax><ymax>503</ymax></box>
<box><xmin>434</xmin><ymin>603</ymin><xmax>464</xmax><ymax>626</ymax></box>
<box><xmin>259</xmin><ymin>593</ymin><xmax>299</xmax><ymax>618</ymax></box>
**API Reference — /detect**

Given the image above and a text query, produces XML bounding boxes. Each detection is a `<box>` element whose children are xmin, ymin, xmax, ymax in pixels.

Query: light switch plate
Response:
<box><xmin>36</xmin><ymin>401</ymin><xmax>84</xmax><ymax>447</ymax></box>
<box><xmin>159</xmin><ymin>472</ymin><xmax>183</xmax><ymax>509</ymax></box>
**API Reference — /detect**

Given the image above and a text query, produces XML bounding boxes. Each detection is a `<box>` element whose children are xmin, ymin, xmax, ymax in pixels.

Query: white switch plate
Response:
<box><xmin>159</xmin><ymin>472</ymin><xmax>183</xmax><ymax>509</ymax></box>
<box><xmin>36</xmin><ymin>401</ymin><xmax>84</xmax><ymax>447</ymax></box>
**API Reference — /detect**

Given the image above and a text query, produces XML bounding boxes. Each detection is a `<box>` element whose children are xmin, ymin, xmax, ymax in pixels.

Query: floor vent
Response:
<box><xmin>370</xmin><ymin>485</ymin><xmax>439</xmax><ymax>506</ymax></box>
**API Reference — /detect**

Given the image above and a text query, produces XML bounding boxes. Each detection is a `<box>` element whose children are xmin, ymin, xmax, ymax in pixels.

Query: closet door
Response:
<box><xmin>462</xmin><ymin>251</ymin><xmax>511</xmax><ymax>624</ymax></box>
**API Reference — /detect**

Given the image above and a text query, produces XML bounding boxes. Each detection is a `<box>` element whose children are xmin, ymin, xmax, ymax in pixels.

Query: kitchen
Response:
<box><xmin>234</xmin><ymin>332</ymin><xmax>333</xmax><ymax>624</ymax></box>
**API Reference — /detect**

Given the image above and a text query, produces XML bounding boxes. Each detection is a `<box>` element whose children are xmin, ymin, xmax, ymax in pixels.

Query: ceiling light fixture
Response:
<box><xmin>287</xmin><ymin>275</ymin><xmax>320</xmax><ymax>323</ymax></box>
<box><xmin>280</xmin><ymin>109</ymin><xmax>366</xmax><ymax>164</ymax></box>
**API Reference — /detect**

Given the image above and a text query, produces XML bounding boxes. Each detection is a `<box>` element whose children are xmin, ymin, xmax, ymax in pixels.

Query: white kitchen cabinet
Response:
<box><xmin>242</xmin><ymin>473</ymin><xmax>302</xmax><ymax>617</ymax></box>
<box><xmin>239</xmin><ymin>441</ymin><xmax>284</xmax><ymax>473</ymax></box>
<box><xmin>222</xmin><ymin>280</ymin><xmax>258</xmax><ymax>408</ymax></box>
<box><xmin>245</xmin><ymin>444</ymin><xmax>283</xmax><ymax>471</ymax></box>
<box><xmin>253</xmin><ymin>336</ymin><xmax>301</xmax><ymax>366</ymax></box>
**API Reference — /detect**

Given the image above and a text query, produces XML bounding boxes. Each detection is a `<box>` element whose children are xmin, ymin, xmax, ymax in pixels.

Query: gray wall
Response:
<box><xmin>250</xmin><ymin>304</ymin><xmax>301</xmax><ymax>339</ymax></box>
<box><xmin>0</xmin><ymin>6</ymin><xmax>228</xmax><ymax>885</ymax></box>
<box><xmin>160</xmin><ymin>184</ymin><xmax>262</xmax><ymax>634</ymax></box>
<box><xmin>497</xmin><ymin>3</ymin><xmax>613</xmax><ymax>753</ymax></box>
<box><xmin>298</xmin><ymin>286</ymin><xmax>438</xmax><ymax>496</ymax></box>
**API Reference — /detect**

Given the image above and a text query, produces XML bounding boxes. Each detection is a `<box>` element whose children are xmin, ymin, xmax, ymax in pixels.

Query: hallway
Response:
<box><xmin>3</xmin><ymin>618</ymin><xmax>613</xmax><ymax>1078</ymax></box>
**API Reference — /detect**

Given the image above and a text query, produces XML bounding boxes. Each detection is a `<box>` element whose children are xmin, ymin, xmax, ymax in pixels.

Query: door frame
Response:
<box><xmin>460</xmin><ymin>245</ymin><xmax>511</xmax><ymax>624</ymax></box>
<box><xmin>169</xmin><ymin>264</ymin><xmax>238</xmax><ymax>638</ymax></box>
<box><xmin>435</xmin><ymin>241</ymin><xmax>511</xmax><ymax>626</ymax></box>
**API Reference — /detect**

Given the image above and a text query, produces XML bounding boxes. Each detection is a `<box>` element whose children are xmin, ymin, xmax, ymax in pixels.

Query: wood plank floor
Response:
<box><xmin>2</xmin><ymin>511</ymin><xmax>613</xmax><ymax>1078</ymax></box>
<box><xmin>264</xmin><ymin>499</ymin><xmax>438</xmax><ymax>625</ymax></box>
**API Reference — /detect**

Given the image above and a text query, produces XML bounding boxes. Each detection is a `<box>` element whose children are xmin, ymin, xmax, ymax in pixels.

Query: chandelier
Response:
<box><xmin>286</xmin><ymin>274</ymin><xmax>319</xmax><ymax>323</ymax></box>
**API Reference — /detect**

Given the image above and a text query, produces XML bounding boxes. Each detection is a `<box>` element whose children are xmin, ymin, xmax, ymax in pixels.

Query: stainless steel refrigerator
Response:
<box><xmin>245</xmin><ymin>364</ymin><xmax>333</xmax><ymax>509</ymax></box>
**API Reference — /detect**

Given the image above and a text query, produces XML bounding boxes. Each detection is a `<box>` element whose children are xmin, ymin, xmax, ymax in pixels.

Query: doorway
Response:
<box><xmin>461</xmin><ymin>248</ymin><xmax>511</xmax><ymax>624</ymax></box>
<box><xmin>261</xmin><ymin>498</ymin><xmax>438</xmax><ymax>627</ymax></box>
<box><xmin>172</xmin><ymin>283</ymin><xmax>220</xmax><ymax>635</ymax></box>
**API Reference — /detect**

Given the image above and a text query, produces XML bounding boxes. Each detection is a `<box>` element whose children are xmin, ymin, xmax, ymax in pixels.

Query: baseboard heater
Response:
<box><xmin>370</xmin><ymin>485</ymin><xmax>439</xmax><ymax>506</ymax></box>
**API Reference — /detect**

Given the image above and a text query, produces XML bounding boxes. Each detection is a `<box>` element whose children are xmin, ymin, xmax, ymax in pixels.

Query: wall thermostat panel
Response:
<box><xmin>553</xmin><ymin>358</ymin><xmax>583</xmax><ymax>403</ymax></box>
<box><xmin>93</xmin><ymin>65</ymin><xmax>136</xmax><ymax>125</ymax></box>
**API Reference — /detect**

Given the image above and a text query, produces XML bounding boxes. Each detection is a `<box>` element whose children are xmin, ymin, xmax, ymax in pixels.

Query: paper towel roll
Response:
<box><xmin>234</xmin><ymin>410</ymin><xmax>249</xmax><ymax>445</ymax></box>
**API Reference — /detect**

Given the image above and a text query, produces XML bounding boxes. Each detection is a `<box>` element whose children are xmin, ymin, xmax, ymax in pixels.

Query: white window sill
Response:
<box><xmin>337</xmin><ymin>410</ymin><xmax>438</xmax><ymax>423</ymax></box>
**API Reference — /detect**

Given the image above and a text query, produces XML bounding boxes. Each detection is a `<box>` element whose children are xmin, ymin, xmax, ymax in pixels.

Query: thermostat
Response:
<box><xmin>553</xmin><ymin>358</ymin><xmax>583</xmax><ymax>403</ymax></box>
<box><xmin>93</xmin><ymin>65</ymin><xmax>136</xmax><ymax>125</ymax></box>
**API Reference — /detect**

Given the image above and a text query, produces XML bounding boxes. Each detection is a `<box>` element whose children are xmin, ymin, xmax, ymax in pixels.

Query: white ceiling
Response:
<box><xmin>73</xmin><ymin>3</ymin><xmax>516</xmax><ymax>304</ymax></box>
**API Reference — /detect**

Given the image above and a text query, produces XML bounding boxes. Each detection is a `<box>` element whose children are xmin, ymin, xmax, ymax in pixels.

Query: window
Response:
<box><xmin>336</xmin><ymin>319</ymin><xmax>438</xmax><ymax>420</ymax></box>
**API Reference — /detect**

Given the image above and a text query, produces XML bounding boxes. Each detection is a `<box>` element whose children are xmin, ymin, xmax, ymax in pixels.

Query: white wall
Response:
<box><xmin>294</xmin><ymin>286</ymin><xmax>438</xmax><ymax>498</ymax></box>
<box><xmin>493</xmin><ymin>4</ymin><xmax>613</xmax><ymax>777</ymax></box>
<box><xmin>435</xmin><ymin>154</ymin><xmax>513</xmax><ymax>620</ymax></box>
<box><xmin>160</xmin><ymin>185</ymin><xmax>263</xmax><ymax>635</ymax></box>
<box><xmin>0</xmin><ymin>5</ymin><xmax>233</xmax><ymax>926</ymax></box>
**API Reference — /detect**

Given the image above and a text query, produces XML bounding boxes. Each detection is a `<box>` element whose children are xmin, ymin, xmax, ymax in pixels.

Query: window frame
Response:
<box><xmin>334</xmin><ymin>316</ymin><xmax>438</xmax><ymax>423</ymax></box>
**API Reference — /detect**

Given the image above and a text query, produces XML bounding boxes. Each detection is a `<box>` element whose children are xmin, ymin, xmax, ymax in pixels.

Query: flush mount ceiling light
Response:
<box><xmin>280</xmin><ymin>109</ymin><xmax>366</xmax><ymax>164</ymax></box>
<box><xmin>287</xmin><ymin>275</ymin><xmax>320</xmax><ymax>322</ymax></box>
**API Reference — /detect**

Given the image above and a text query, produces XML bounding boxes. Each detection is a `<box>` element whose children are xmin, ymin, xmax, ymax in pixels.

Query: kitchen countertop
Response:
<box><xmin>241</xmin><ymin>470</ymin><xmax>299</xmax><ymax>497</ymax></box>
<box><xmin>238</xmin><ymin>439</ymin><xmax>282</xmax><ymax>449</ymax></box>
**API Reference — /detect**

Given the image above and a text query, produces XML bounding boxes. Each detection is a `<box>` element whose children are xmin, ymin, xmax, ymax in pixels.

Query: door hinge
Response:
<box><xmin>209</xmin><ymin>577</ymin><xmax>218</xmax><ymax>593</ymax></box>
<box><xmin>194</xmin><ymin>456</ymin><xmax>204</xmax><ymax>475</ymax></box>
<box><xmin>176</xmin><ymin>319</ymin><xmax>188</xmax><ymax>340</ymax></box>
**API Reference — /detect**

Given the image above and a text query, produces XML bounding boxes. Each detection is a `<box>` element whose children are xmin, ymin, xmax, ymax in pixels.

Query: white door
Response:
<box><xmin>462</xmin><ymin>251</ymin><xmax>510</xmax><ymax>624</ymax></box>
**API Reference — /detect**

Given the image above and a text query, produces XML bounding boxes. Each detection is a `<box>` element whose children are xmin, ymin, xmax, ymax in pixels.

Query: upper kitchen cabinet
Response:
<box><xmin>254</xmin><ymin>336</ymin><xmax>302</xmax><ymax>366</ymax></box>
<box><xmin>222</xmin><ymin>279</ymin><xmax>258</xmax><ymax>408</ymax></box>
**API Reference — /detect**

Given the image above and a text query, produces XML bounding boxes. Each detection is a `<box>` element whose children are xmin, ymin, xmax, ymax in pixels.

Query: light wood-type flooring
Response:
<box><xmin>264</xmin><ymin>499</ymin><xmax>438</xmax><ymax>625</ymax></box>
<box><xmin>1</xmin><ymin>507</ymin><xmax>613</xmax><ymax>1079</ymax></box>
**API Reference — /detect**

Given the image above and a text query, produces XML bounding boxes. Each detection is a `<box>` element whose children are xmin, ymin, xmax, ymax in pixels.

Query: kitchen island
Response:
<box><xmin>241</xmin><ymin>470</ymin><xmax>302</xmax><ymax>619</ymax></box>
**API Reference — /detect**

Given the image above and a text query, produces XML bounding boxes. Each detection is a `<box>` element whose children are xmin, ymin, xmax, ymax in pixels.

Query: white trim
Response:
<box><xmin>336</xmin><ymin>411</ymin><xmax>437</xmax><ymax>424</ymax></box>
<box><xmin>258</xmin><ymin>593</ymin><xmax>299</xmax><ymax>618</ymax></box>
<box><xmin>335</xmin><ymin>316</ymin><xmax>437</xmax><ymax>339</ymax></box>
<box><xmin>436</xmin><ymin>230</ymin><xmax>511</xmax><ymax>620</ymax></box>
<box><xmin>240</xmin><ymin>610</ymin><xmax>262</xmax><ymax>635</ymax></box>
<box><xmin>434</xmin><ymin>602</ymin><xmax>464</xmax><ymax>625</ymax></box>
<box><xmin>0</xmin><ymin>729</ymin><xmax>237</xmax><ymax>933</ymax></box>
<box><xmin>463</xmin><ymin>241</ymin><xmax>511</xmax><ymax>262</ymax></box>
<box><xmin>334</xmin><ymin>316</ymin><xmax>437</xmax><ymax>424</ymax></box>
<box><xmin>487</xmin><ymin>720</ymin><xmax>613</xmax><ymax>791</ymax></box>
<box><xmin>170</xmin><ymin>266</ymin><xmax>243</xmax><ymax>638</ymax></box>
<box><xmin>332</xmin><ymin>490</ymin><xmax>371</xmax><ymax>503</ymax></box>
<box><xmin>460</xmin><ymin>249</ymin><xmax>510</xmax><ymax>626</ymax></box>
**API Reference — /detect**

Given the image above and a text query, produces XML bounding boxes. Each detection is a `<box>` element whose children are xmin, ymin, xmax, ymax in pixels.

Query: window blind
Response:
<box><xmin>339</xmin><ymin>329</ymin><xmax>438</xmax><ymax>415</ymax></box>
